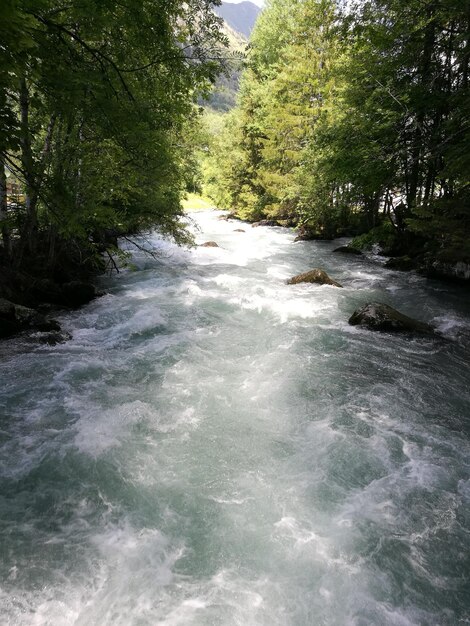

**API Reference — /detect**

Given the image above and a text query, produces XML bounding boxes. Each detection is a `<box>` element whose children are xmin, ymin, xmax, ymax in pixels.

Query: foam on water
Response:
<box><xmin>0</xmin><ymin>210</ymin><xmax>469</xmax><ymax>625</ymax></box>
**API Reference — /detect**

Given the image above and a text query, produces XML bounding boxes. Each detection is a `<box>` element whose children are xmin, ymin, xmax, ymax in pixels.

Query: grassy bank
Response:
<box><xmin>182</xmin><ymin>194</ymin><xmax>216</xmax><ymax>213</ymax></box>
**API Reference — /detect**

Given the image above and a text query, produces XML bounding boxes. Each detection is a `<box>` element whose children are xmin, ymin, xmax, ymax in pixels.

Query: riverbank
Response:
<box><xmin>215</xmin><ymin>207</ymin><xmax>470</xmax><ymax>285</ymax></box>
<box><xmin>0</xmin><ymin>263</ymin><xmax>100</xmax><ymax>341</ymax></box>
<box><xmin>2</xmin><ymin>206</ymin><xmax>468</xmax><ymax>343</ymax></box>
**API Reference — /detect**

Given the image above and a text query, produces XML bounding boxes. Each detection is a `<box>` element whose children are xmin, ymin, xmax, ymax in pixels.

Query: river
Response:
<box><xmin>1</xmin><ymin>210</ymin><xmax>469</xmax><ymax>625</ymax></box>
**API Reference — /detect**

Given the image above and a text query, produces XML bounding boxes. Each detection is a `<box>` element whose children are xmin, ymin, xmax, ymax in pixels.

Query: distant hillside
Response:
<box><xmin>214</xmin><ymin>1</ymin><xmax>261</xmax><ymax>38</ymax></box>
<box><xmin>206</xmin><ymin>2</ymin><xmax>261</xmax><ymax>112</ymax></box>
<box><xmin>205</xmin><ymin>21</ymin><xmax>247</xmax><ymax>112</ymax></box>
<box><xmin>221</xmin><ymin>20</ymin><xmax>248</xmax><ymax>52</ymax></box>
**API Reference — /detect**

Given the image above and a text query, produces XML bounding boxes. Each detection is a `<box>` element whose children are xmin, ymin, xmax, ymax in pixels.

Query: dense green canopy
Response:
<box><xmin>0</xmin><ymin>0</ymin><xmax>226</xmax><ymax>274</ymax></box>
<box><xmin>203</xmin><ymin>0</ymin><xmax>469</xmax><ymax>260</ymax></box>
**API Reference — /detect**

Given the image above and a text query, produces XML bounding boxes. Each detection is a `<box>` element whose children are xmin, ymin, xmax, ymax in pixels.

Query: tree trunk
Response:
<box><xmin>18</xmin><ymin>77</ymin><xmax>57</xmax><ymax>265</ymax></box>
<box><xmin>0</xmin><ymin>155</ymin><xmax>11</xmax><ymax>260</ymax></box>
<box><xmin>18</xmin><ymin>77</ymin><xmax>36</xmax><ymax>262</ymax></box>
<box><xmin>364</xmin><ymin>192</ymin><xmax>381</xmax><ymax>229</ymax></box>
<box><xmin>407</xmin><ymin>10</ymin><xmax>436</xmax><ymax>214</ymax></box>
<box><xmin>460</xmin><ymin>14</ymin><xmax>470</xmax><ymax>88</ymax></box>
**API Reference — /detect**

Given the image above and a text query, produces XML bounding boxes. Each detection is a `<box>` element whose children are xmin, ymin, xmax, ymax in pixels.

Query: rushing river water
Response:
<box><xmin>1</xmin><ymin>211</ymin><xmax>470</xmax><ymax>625</ymax></box>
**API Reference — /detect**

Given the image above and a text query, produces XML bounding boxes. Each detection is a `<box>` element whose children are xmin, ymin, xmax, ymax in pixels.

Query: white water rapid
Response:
<box><xmin>0</xmin><ymin>210</ymin><xmax>469</xmax><ymax>625</ymax></box>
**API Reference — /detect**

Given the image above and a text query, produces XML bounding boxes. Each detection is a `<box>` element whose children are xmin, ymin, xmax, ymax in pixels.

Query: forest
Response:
<box><xmin>1</xmin><ymin>0</ymin><xmax>469</xmax><ymax>300</ymax></box>
<box><xmin>201</xmin><ymin>0</ymin><xmax>470</xmax><ymax>280</ymax></box>
<box><xmin>0</xmin><ymin>0</ymin><xmax>226</xmax><ymax>311</ymax></box>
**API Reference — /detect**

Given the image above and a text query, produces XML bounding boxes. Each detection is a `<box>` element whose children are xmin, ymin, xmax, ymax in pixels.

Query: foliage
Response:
<box><xmin>0</xmin><ymin>0</ymin><xmax>226</xmax><ymax>274</ymax></box>
<box><xmin>351</xmin><ymin>223</ymin><xmax>397</xmax><ymax>252</ymax></box>
<box><xmin>204</xmin><ymin>0</ymin><xmax>470</xmax><ymax>256</ymax></box>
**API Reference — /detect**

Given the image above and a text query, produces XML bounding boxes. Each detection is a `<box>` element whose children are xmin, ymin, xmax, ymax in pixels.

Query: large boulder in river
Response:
<box><xmin>348</xmin><ymin>302</ymin><xmax>434</xmax><ymax>335</ymax></box>
<box><xmin>0</xmin><ymin>297</ymin><xmax>61</xmax><ymax>338</ymax></box>
<box><xmin>200</xmin><ymin>241</ymin><xmax>219</xmax><ymax>248</ymax></box>
<box><xmin>32</xmin><ymin>278</ymin><xmax>98</xmax><ymax>307</ymax></box>
<box><xmin>14</xmin><ymin>304</ymin><xmax>60</xmax><ymax>332</ymax></box>
<box><xmin>0</xmin><ymin>298</ymin><xmax>20</xmax><ymax>337</ymax></box>
<box><xmin>287</xmin><ymin>269</ymin><xmax>343</xmax><ymax>287</ymax></box>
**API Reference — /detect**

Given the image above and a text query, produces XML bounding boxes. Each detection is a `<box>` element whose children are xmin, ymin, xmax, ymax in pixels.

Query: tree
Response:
<box><xmin>207</xmin><ymin>0</ymin><xmax>469</xmax><ymax>260</ymax></box>
<box><xmin>0</xmin><ymin>0</ymin><xmax>227</xmax><ymax>276</ymax></box>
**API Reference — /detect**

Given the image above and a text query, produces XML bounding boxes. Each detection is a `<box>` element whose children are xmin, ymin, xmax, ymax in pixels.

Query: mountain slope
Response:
<box><xmin>214</xmin><ymin>1</ymin><xmax>261</xmax><ymax>38</ymax></box>
<box><xmin>207</xmin><ymin>21</ymin><xmax>246</xmax><ymax>111</ymax></box>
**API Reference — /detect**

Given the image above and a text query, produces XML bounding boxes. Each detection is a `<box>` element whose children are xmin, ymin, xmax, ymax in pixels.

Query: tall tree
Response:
<box><xmin>0</xmin><ymin>0</ymin><xmax>226</xmax><ymax>274</ymax></box>
<box><xmin>205</xmin><ymin>0</ymin><xmax>469</xmax><ymax>261</ymax></box>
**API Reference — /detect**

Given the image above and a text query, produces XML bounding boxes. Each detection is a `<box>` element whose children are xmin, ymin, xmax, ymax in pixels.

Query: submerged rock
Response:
<box><xmin>333</xmin><ymin>245</ymin><xmax>363</xmax><ymax>256</ymax></box>
<box><xmin>233</xmin><ymin>228</ymin><xmax>245</xmax><ymax>233</ymax></box>
<box><xmin>287</xmin><ymin>269</ymin><xmax>343</xmax><ymax>287</ymax></box>
<box><xmin>36</xmin><ymin>330</ymin><xmax>72</xmax><ymax>345</ymax></box>
<box><xmin>348</xmin><ymin>302</ymin><xmax>434</xmax><ymax>334</ymax></box>
<box><xmin>200</xmin><ymin>241</ymin><xmax>219</xmax><ymax>248</ymax></box>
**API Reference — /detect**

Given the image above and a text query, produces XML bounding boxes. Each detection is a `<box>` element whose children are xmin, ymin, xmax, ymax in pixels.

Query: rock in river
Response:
<box><xmin>32</xmin><ymin>279</ymin><xmax>98</xmax><ymax>308</ymax></box>
<box><xmin>333</xmin><ymin>246</ymin><xmax>363</xmax><ymax>256</ymax></box>
<box><xmin>200</xmin><ymin>241</ymin><xmax>219</xmax><ymax>248</ymax></box>
<box><xmin>384</xmin><ymin>256</ymin><xmax>416</xmax><ymax>271</ymax></box>
<box><xmin>287</xmin><ymin>269</ymin><xmax>343</xmax><ymax>288</ymax></box>
<box><xmin>294</xmin><ymin>225</ymin><xmax>333</xmax><ymax>241</ymax></box>
<box><xmin>348</xmin><ymin>302</ymin><xmax>434</xmax><ymax>334</ymax></box>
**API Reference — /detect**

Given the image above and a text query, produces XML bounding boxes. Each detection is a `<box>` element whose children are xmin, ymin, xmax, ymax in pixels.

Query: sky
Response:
<box><xmin>224</xmin><ymin>0</ymin><xmax>265</xmax><ymax>6</ymax></box>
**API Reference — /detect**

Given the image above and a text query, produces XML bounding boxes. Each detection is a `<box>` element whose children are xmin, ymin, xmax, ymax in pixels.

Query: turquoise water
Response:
<box><xmin>0</xmin><ymin>211</ymin><xmax>469</xmax><ymax>625</ymax></box>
